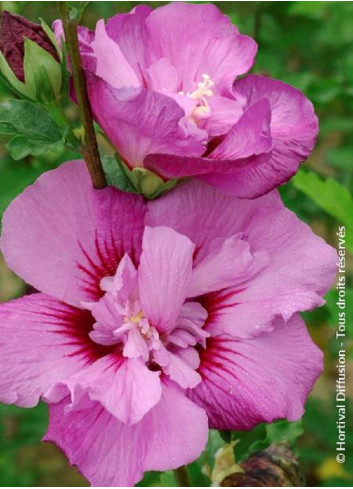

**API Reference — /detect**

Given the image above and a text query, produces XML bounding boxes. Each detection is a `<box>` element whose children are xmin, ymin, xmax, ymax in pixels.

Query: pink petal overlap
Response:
<box><xmin>139</xmin><ymin>226</ymin><xmax>194</xmax><ymax>333</ymax></box>
<box><xmin>0</xmin><ymin>293</ymin><xmax>103</xmax><ymax>407</ymax></box>
<box><xmin>189</xmin><ymin>314</ymin><xmax>323</xmax><ymax>430</ymax></box>
<box><xmin>1</xmin><ymin>160</ymin><xmax>146</xmax><ymax>306</ymax></box>
<box><xmin>44</xmin><ymin>382</ymin><xmax>208</xmax><ymax>487</ymax></box>
<box><xmin>46</xmin><ymin>355</ymin><xmax>162</xmax><ymax>425</ymax></box>
<box><xmin>85</xmin><ymin>73</ymin><xmax>207</xmax><ymax>167</ymax></box>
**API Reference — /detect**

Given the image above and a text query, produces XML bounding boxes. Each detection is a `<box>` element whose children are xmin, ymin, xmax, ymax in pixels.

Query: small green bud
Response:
<box><xmin>129</xmin><ymin>167</ymin><xmax>180</xmax><ymax>199</ymax></box>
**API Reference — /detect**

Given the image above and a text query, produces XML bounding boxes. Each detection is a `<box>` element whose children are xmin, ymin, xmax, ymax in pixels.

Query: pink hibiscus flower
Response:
<box><xmin>54</xmin><ymin>2</ymin><xmax>318</xmax><ymax>198</ymax></box>
<box><xmin>0</xmin><ymin>161</ymin><xmax>336</xmax><ymax>486</ymax></box>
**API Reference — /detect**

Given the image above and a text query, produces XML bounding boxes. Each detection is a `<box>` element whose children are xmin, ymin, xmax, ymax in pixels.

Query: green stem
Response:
<box><xmin>174</xmin><ymin>466</ymin><xmax>191</xmax><ymax>487</ymax></box>
<box><xmin>58</xmin><ymin>1</ymin><xmax>106</xmax><ymax>189</ymax></box>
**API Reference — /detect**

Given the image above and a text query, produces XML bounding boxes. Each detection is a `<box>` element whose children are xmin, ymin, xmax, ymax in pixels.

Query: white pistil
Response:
<box><xmin>183</xmin><ymin>73</ymin><xmax>215</xmax><ymax>122</ymax></box>
<box><xmin>188</xmin><ymin>73</ymin><xmax>214</xmax><ymax>101</ymax></box>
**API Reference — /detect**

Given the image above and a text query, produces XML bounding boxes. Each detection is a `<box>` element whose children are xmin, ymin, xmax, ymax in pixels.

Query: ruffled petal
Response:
<box><xmin>188</xmin><ymin>235</ymin><xmax>269</xmax><ymax>297</ymax></box>
<box><xmin>105</xmin><ymin>5</ymin><xmax>152</xmax><ymax>79</ymax></box>
<box><xmin>147</xmin><ymin>181</ymin><xmax>337</xmax><ymax>337</ymax></box>
<box><xmin>204</xmin><ymin>203</ymin><xmax>338</xmax><ymax>337</ymax></box>
<box><xmin>210</xmin><ymin>99</ymin><xmax>273</xmax><ymax>160</ymax></box>
<box><xmin>46</xmin><ymin>355</ymin><xmax>161</xmax><ymax>425</ymax></box>
<box><xmin>90</xmin><ymin>19</ymin><xmax>140</xmax><ymax>89</ymax></box>
<box><xmin>86</xmin><ymin>72</ymin><xmax>207</xmax><ymax>168</ymax></box>
<box><xmin>227</xmin><ymin>74</ymin><xmax>319</xmax><ymax>197</ymax></box>
<box><xmin>145</xmin><ymin>75</ymin><xmax>318</xmax><ymax>199</ymax></box>
<box><xmin>189</xmin><ymin>315</ymin><xmax>323</xmax><ymax>430</ymax></box>
<box><xmin>139</xmin><ymin>226</ymin><xmax>194</xmax><ymax>333</ymax></box>
<box><xmin>145</xmin><ymin>3</ymin><xmax>257</xmax><ymax>93</ymax></box>
<box><xmin>0</xmin><ymin>293</ymin><xmax>102</xmax><ymax>407</ymax></box>
<box><xmin>146</xmin><ymin>180</ymin><xmax>282</xmax><ymax>266</ymax></box>
<box><xmin>1</xmin><ymin>160</ymin><xmax>146</xmax><ymax>306</ymax></box>
<box><xmin>44</xmin><ymin>382</ymin><xmax>208</xmax><ymax>486</ymax></box>
<box><xmin>144</xmin><ymin>99</ymin><xmax>274</xmax><ymax>198</ymax></box>
<box><xmin>202</xmin><ymin>95</ymin><xmax>244</xmax><ymax>138</ymax></box>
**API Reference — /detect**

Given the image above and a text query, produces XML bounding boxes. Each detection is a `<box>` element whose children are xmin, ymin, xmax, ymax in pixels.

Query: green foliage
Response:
<box><xmin>0</xmin><ymin>403</ymin><xmax>48</xmax><ymax>486</ymax></box>
<box><xmin>0</xmin><ymin>100</ymin><xmax>63</xmax><ymax>160</ymax></box>
<box><xmin>231</xmin><ymin>419</ymin><xmax>303</xmax><ymax>462</ymax></box>
<box><xmin>0</xmin><ymin>158</ymin><xmax>43</xmax><ymax>216</ymax></box>
<box><xmin>293</xmin><ymin>170</ymin><xmax>353</xmax><ymax>252</ymax></box>
<box><xmin>102</xmin><ymin>155</ymin><xmax>138</xmax><ymax>194</ymax></box>
<box><xmin>102</xmin><ymin>156</ymin><xmax>180</xmax><ymax>199</ymax></box>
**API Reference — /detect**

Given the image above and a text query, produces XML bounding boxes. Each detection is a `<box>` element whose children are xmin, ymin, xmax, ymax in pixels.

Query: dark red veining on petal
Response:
<box><xmin>77</xmin><ymin>233</ymin><xmax>122</xmax><ymax>300</ymax></box>
<box><xmin>29</xmin><ymin>297</ymin><xmax>114</xmax><ymax>362</ymax></box>
<box><xmin>190</xmin><ymin>336</ymin><xmax>270</xmax><ymax>430</ymax></box>
<box><xmin>197</xmin><ymin>287</ymin><xmax>245</xmax><ymax>327</ymax></box>
<box><xmin>77</xmin><ymin>229</ymin><xmax>141</xmax><ymax>300</ymax></box>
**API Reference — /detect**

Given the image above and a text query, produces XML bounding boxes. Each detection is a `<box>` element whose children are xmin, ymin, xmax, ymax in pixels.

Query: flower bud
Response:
<box><xmin>126</xmin><ymin>164</ymin><xmax>179</xmax><ymax>199</ymax></box>
<box><xmin>0</xmin><ymin>11</ymin><xmax>62</xmax><ymax>102</ymax></box>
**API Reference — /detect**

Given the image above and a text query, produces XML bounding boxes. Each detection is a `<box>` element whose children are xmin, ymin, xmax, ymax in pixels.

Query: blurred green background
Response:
<box><xmin>0</xmin><ymin>1</ymin><xmax>352</xmax><ymax>486</ymax></box>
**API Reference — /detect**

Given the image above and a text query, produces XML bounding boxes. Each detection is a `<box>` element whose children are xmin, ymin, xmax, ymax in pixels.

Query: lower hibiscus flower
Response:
<box><xmin>0</xmin><ymin>161</ymin><xmax>337</xmax><ymax>486</ymax></box>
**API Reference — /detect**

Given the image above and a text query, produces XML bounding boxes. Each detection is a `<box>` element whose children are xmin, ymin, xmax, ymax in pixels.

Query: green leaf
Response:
<box><xmin>232</xmin><ymin>420</ymin><xmax>303</xmax><ymax>462</ymax></box>
<box><xmin>292</xmin><ymin>169</ymin><xmax>353</xmax><ymax>251</ymax></box>
<box><xmin>232</xmin><ymin>424</ymin><xmax>268</xmax><ymax>461</ymax></box>
<box><xmin>7</xmin><ymin>134</ymin><xmax>63</xmax><ymax>160</ymax></box>
<box><xmin>0</xmin><ymin>99</ymin><xmax>63</xmax><ymax>160</ymax></box>
<box><xmin>102</xmin><ymin>156</ymin><xmax>138</xmax><ymax>194</ymax></box>
<box><xmin>266</xmin><ymin>419</ymin><xmax>303</xmax><ymax>446</ymax></box>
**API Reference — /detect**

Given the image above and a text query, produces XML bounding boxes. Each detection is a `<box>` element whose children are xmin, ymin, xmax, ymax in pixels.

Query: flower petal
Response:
<box><xmin>143</xmin><ymin>381</ymin><xmax>208</xmax><ymax>471</ymax></box>
<box><xmin>204</xmin><ymin>203</ymin><xmax>338</xmax><ymax>337</ymax></box>
<box><xmin>86</xmin><ymin>72</ymin><xmax>207</xmax><ymax>168</ymax></box>
<box><xmin>1</xmin><ymin>160</ymin><xmax>146</xmax><ymax>306</ymax></box>
<box><xmin>144</xmin><ymin>99</ymin><xmax>274</xmax><ymax>196</ymax></box>
<box><xmin>188</xmin><ymin>234</ymin><xmax>269</xmax><ymax>297</ymax></box>
<box><xmin>203</xmin><ymin>95</ymin><xmax>244</xmax><ymax>138</ymax></box>
<box><xmin>44</xmin><ymin>382</ymin><xmax>208</xmax><ymax>486</ymax></box>
<box><xmin>46</xmin><ymin>355</ymin><xmax>161</xmax><ymax>425</ymax></box>
<box><xmin>210</xmin><ymin>99</ymin><xmax>273</xmax><ymax>160</ymax></box>
<box><xmin>146</xmin><ymin>180</ymin><xmax>282</xmax><ymax>266</ymax></box>
<box><xmin>91</xmin><ymin>19</ymin><xmax>140</xmax><ymax>89</ymax></box>
<box><xmin>189</xmin><ymin>314</ymin><xmax>323</xmax><ymax>430</ymax></box>
<box><xmin>147</xmin><ymin>181</ymin><xmax>337</xmax><ymax>337</ymax></box>
<box><xmin>145</xmin><ymin>75</ymin><xmax>318</xmax><ymax>199</ymax></box>
<box><xmin>145</xmin><ymin>2</ymin><xmax>257</xmax><ymax>93</ymax></box>
<box><xmin>228</xmin><ymin>74</ymin><xmax>319</xmax><ymax>196</ymax></box>
<box><xmin>138</xmin><ymin>226</ymin><xmax>194</xmax><ymax>333</ymax></box>
<box><xmin>105</xmin><ymin>5</ymin><xmax>152</xmax><ymax>78</ymax></box>
<box><xmin>146</xmin><ymin>57</ymin><xmax>180</xmax><ymax>93</ymax></box>
<box><xmin>0</xmin><ymin>293</ymin><xmax>101</xmax><ymax>407</ymax></box>
<box><xmin>44</xmin><ymin>395</ymin><xmax>145</xmax><ymax>487</ymax></box>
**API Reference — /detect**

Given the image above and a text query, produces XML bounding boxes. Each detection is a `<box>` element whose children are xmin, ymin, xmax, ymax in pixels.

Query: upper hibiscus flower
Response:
<box><xmin>0</xmin><ymin>160</ymin><xmax>336</xmax><ymax>486</ymax></box>
<box><xmin>54</xmin><ymin>2</ymin><xmax>318</xmax><ymax>198</ymax></box>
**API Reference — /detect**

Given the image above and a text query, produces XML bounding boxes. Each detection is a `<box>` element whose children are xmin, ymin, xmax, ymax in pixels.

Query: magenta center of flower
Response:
<box><xmin>84</xmin><ymin>254</ymin><xmax>210</xmax><ymax>389</ymax></box>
